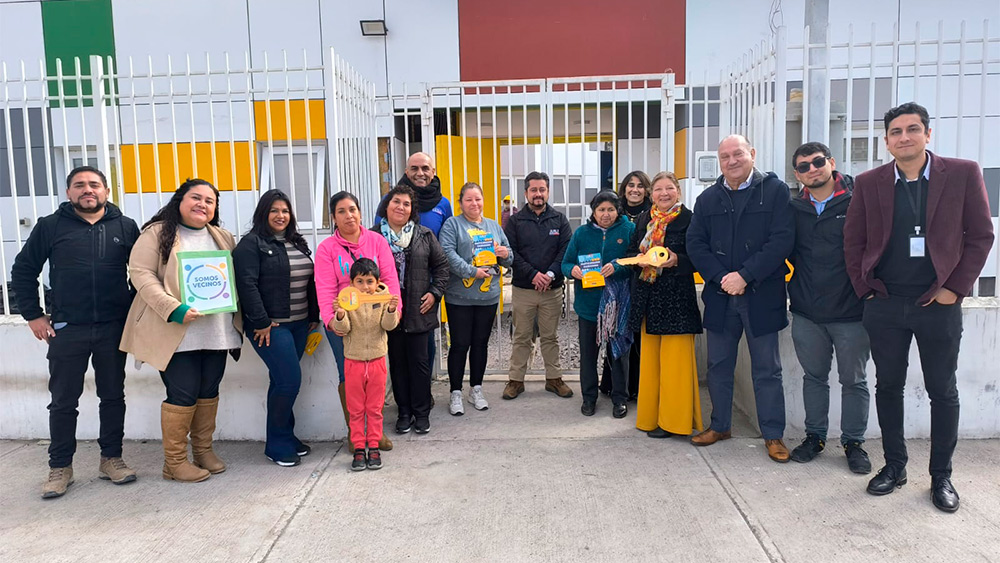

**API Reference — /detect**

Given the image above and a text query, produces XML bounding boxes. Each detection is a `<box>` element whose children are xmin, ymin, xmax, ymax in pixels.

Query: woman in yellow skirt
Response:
<box><xmin>622</xmin><ymin>172</ymin><xmax>704</xmax><ymax>438</ymax></box>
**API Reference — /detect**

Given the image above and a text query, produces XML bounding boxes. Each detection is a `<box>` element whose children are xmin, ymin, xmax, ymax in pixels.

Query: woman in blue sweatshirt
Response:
<box><xmin>562</xmin><ymin>191</ymin><xmax>635</xmax><ymax>418</ymax></box>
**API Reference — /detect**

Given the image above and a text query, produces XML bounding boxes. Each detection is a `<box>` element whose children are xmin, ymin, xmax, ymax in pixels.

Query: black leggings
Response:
<box><xmin>446</xmin><ymin>303</ymin><xmax>498</xmax><ymax>391</ymax></box>
<box><xmin>160</xmin><ymin>350</ymin><xmax>228</xmax><ymax>406</ymax></box>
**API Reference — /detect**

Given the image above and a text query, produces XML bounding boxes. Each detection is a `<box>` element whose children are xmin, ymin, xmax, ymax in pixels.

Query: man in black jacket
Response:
<box><xmin>11</xmin><ymin>166</ymin><xmax>140</xmax><ymax>499</ymax></box>
<box><xmin>786</xmin><ymin>142</ymin><xmax>872</xmax><ymax>474</ymax></box>
<box><xmin>501</xmin><ymin>171</ymin><xmax>573</xmax><ymax>400</ymax></box>
<box><xmin>687</xmin><ymin>135</ymin><xmax>795</xmax><ymax>462</ymax></box>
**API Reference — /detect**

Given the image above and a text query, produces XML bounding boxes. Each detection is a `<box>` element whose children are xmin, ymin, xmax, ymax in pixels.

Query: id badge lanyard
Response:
<box><xmin>901</xmin><ymin>170</ymin><xmax>927</xmax><ymax>258</ymax></box>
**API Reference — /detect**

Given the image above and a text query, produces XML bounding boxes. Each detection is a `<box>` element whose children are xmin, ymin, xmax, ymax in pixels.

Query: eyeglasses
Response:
<box><xmin>794</xmin><ymin>156</ymin><xmax>830</xmax><ymax>174</ymax></box>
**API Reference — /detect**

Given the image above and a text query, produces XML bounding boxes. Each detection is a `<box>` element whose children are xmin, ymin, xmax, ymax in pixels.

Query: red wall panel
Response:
<box><xmin>458</xmin><ymin>0</ymin><xmax>685</xmax><ymax>81</ymax></box>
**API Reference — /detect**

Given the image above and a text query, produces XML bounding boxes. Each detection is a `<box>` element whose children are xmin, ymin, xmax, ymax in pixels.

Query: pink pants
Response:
<box><xmin>344</xmin><ymin>357</ymin><xmax>387</xmax><ymax>450</ymax></box>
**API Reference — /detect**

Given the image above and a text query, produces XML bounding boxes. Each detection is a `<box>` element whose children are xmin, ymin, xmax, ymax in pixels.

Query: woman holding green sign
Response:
<box><xmin>561</xmin><ymin>191</ymin><xmax>635</xmax><ymax>418</ymax></box>
<box><xmin>121</xmin><ymin>179</ymin><xmax>242</xmax><ymax>483</ymax></box>
<box><xmin>233</xmin><ymin>190</ymin><xmax>320</xmax><ymax>467</ymax></box>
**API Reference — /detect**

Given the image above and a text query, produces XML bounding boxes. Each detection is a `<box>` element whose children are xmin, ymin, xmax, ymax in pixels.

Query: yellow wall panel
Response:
<box><xmin>674</xmin><ymin>128</ymin><xmax>687</xmax><ymax>179</ymax></box>
<box><xmin>434</xmin><ymin>135</ymin><xmax>502</xmax><ymax>221</ymax></box>
<box><xmin>253</xmin><ymin>100</ymin><xmax>327</xmax><ymax>142</ymax></box>
<box><xmin>121</xmin><ymin>142</ymin><xmax>257</xmax><ymax>193</ymax></box>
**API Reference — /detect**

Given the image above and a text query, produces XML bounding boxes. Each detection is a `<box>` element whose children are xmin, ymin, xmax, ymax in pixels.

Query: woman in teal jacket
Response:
<box><xmin>562</xmin><ymin>191</ymin><xmax>636</xmax><ymax>418</ymax></box>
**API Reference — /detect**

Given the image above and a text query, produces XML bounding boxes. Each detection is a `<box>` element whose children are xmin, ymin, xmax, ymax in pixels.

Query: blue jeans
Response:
<box><xmin>791</xmin><ymin>314</ymin><xmax>870</xmax><ymax>444</ymax></box>
<box><xmin>324</xmin><ymin>328</ymin><xmax>346</xmax><ymax>383</ymax></box>
<box><xmin>249</xmin><ymin>320</ymin><xmax>309</xmax><ymax>459</ymax></box>
<box><xmin>705</xmin><ymin>295</ymin><xmax>786</xmax><ymax>439</ymax></box>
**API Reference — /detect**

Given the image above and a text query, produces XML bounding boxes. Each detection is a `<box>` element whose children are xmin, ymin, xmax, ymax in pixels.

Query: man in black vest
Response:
<box><xmin>786</xmin><ymin>142</ymin><xmax>871</xmax><ymax>474</ymax></box>
<box><xmin>11</xmin><ymin>166</ymin><xmax>140</xmax><ymax>499</ymax></box>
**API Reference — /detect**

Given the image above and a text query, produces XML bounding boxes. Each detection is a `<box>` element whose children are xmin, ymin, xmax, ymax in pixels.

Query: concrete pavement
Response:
<box><xmin>1</xmin><ymin>381</ymin><xmax>999</xmax><ymax>563</ymax></box>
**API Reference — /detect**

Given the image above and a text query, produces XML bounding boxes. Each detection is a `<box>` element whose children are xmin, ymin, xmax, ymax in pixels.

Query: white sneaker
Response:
<box><xmin>449</xmin><ymin>390</ymin><xmax>465</xmax><ymax>416</ymax></box>
<box><xmin>468</xmin><ymin>385</ymin><xmax>489</xmax><ymax>411</ymax></box>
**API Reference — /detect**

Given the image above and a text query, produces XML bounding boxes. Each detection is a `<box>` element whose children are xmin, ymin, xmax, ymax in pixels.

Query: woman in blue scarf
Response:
<box><xmin>374</xmin><ymin>185</ymin><xmax>450</xmax><ymax>435</ymax></box>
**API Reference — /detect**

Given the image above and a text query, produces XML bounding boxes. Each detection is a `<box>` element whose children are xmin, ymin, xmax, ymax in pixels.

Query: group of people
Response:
<box><xmin>11</xmin><ymin>102</ymin><xmax>993</xmax><ymax>514</ymax></box>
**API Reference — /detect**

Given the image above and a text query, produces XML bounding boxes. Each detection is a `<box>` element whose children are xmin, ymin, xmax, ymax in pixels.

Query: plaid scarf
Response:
<box><xmin>638</xmin><ymin>203</ymin><xmax>682</xmax><ymax>283</ymax></box>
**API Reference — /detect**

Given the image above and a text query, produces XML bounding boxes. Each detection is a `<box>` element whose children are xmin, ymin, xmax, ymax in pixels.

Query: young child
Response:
<box><xmin>332</xmin><ymin>258</ymin><xmax>400</xmax><ymax>471</ymax></box>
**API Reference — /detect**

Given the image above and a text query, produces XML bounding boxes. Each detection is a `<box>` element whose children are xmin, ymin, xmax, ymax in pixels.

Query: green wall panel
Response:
<box><xmin>41</xmin><ymin>0</ymin><xmax>117</xmax><ymax>107</ymax></box>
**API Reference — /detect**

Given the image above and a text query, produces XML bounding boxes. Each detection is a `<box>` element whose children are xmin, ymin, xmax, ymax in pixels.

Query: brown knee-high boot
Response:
<box><xmin>337</xmin><ymin>383</ymin><xmax>354</xmax><ymax>453</ymax></box>
<box><xmin>161</xmin><ymin>403</ymin><xmax>211</xmax><ymax>482</ymax></box>
<box><xmin>191</xmin><ymin>397</ymin><xmax>226</xmax><ymax>474</ymax></box>
<box><xmin>378</xmin><ymin>404</ymin><xmax>393</xmax><ymax>451</ymax></box>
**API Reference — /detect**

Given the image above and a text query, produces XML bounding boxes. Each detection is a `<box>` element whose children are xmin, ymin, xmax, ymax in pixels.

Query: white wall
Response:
<box><xmin>732</xmin><ymin>298</ymin><xmax>1000</xmax><ymax>440</ymax></box>
<box><xmin>0</xmin><ymin>315</ymin><xmax>347</xmax><ymax>441</ymax></box>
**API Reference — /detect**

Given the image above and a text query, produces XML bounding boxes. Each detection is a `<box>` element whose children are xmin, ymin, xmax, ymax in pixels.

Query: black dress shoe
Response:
<box><xmin>612</xmin><ymin>402</ymin><xmax>627</xmax><ymax>418</ymax></box>
<box><xmin>646</xmin><ymin>427</ymin><xmax>673</xmax><ymax>439</ymax></box>
<box><xmin>581</xmin><ymin>401</ymin><xmax>596</xmax><ymax>416</ymax></box>
<box><xmin>931</xmin><ymin>477</ymin><xmax>960</xmax><ymax>513</ymax></box>
<box><xmin>867</xmin><ymin>466</ymin><xmax>907</xmax><ymax>496</ymax></box>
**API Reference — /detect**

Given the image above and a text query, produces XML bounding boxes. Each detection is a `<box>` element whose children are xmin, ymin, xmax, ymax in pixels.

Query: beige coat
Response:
<box><xmin>331</xmin><ymin>283</ymin><xmax>399</xmax><ymax>361</ymax></box>
<box><xmin>119</xmin><ymin>222</ymin><xmax>242</xmax><ymax>371</ymax></box>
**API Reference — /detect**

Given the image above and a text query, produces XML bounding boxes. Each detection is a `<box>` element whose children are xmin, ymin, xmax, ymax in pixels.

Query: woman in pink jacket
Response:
<box><xmin>315</xmin><ymin>191</ymin><xmax>400</xmax><ymax>452</ymax></box>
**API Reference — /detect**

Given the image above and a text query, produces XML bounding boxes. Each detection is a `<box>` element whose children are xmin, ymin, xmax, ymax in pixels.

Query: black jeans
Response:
<box><xmin>388</xmin><ymin>329</ymin><xmax>433</xmax><ymax>420</ymax></box>
<box><xmin>46</xmin><ymin>321</ymin><xmax>127</xmax><ymax>468</ymax></box>
<box><xmin>446</xmin><ymin>303</ymin><xmax>498</xmax><ymax>391</ymax></box>
<box><xmin>863</xmin><ymin>295</ymin><xmax>963</xmax><ymax>478</ymax></box>
<box><xmin>159</xmin><ymin>350</ymin><xmax>228</xmax><ymax>407</ymax></box>
<box><xmin>579</xmin><ymin>318</ymin><xmax>628</xmax><ymax>404</ymax></box>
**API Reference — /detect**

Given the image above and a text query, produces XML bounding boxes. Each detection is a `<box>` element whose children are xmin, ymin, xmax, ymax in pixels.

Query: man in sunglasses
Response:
<box><xmin>844</xmin><ymin>102</ymin><xmax>994</xmax><ymax>513</ymax></box>
<box><xmin>786</xmin><ymin>142</ymin><xmax>871</xmax><ymax>475</ymax></box>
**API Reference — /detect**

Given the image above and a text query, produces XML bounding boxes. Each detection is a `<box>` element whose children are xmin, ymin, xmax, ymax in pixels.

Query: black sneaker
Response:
<box><xmin>844</xmin><ymin>441</ymin><xmax>872</xmax><ymax>474</ymax></box>
<box><xmin>295</xmin><ymin>441</ymin><xmax>311</xmax><ymax>457</ymax></box>
<box><xmin>267</xmin><ymin>454</ymin><xmax>301</xmax><ymax>467</ymax></box>
<box><xmin>396</xmin><ymin>415</ymin><xmax>414</xmax><ymax>434</ymax></box>
<box><xmin>581</xmin><ymin>400</ymin><xmax>596</xmax><ymax>416</ymax></box>
<box><xmin>790</xmin><ymin>434</ymin><xmax>825</xmax><ymax>463</ymax></box>
<box><xmin>413</xmin><ymin>417</ymin><xmax>430</xmax><ymax>434</ymax></box>
<box><xmin>351</xmin><ymin>450</ymin><xmax>367</xmax><ymax>472</ymax></box>
<box><xmin>367</xmin><ymin>448</ymin><xmax>382</xmax><ymax>470</ymax></box>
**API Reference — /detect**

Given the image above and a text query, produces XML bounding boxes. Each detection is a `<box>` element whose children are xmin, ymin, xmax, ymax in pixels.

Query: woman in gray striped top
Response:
<box><xmin>234</xmin><ymin>190</ymin><xmax>320</xmax><ymax>467</ymax></box>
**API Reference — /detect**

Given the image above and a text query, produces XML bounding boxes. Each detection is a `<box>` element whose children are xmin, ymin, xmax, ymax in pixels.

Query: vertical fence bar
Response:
<box><xmin>185</xmin><ymin>55</ymin><xmax>198</xmax><ymax>178</ymax></box>
<box><xmin>19</xmin><ymin>61</ymin><xmax>40</xmax><ymax>224</ymax></box>
<box><xmin>844</xmin><ymin>25</ymin><xmax>856</xmax><ymax>177</ymax></box>
<box><xmin>956</xmin><ymin>21</ymin><xmax>966</xmax><ymax>158</ymax></box>
<box><xmin>302</xmin><ymin>49</ymin><xmax>318</xmax><ymax>246</ymax></box>
<box><xmin>40</xmin><ymin>60</ymin><xmax>58</xmax><ymax>213</ymax></box>
<box><xmin>867</xmin><ymin>24</ymin><xmax>877</xmax><ymax>170</ymax></box>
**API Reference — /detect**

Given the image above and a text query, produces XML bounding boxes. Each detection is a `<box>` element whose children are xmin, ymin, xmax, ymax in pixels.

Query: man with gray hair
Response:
<box><xmin>686</xmin><ymin>135</ymin><xmax>795</xmax><ymax>463</ymax></box>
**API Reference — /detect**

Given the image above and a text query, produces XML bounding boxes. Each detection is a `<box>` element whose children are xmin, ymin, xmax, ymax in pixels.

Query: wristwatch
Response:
<box><xmin>545</xmin><ymin>271</ymin><xmax>555</xmax><ymax>279</ymax></box>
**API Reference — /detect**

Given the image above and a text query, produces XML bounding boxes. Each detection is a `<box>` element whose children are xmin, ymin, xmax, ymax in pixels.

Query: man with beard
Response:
<box><xmin>11</xmin><ymin>166</ymin><xmax>141</xmax><ymax>498</ymax></box>
<box><xmin>786</xmin><ymin>142</ymin><xmax>872</xmax><ymax>474</ymax></box>
<box><xmin>502</xmin><ymin>171</ymin><xmax>573</xmax><ymax>400</ymax></box>
<box><xmin>845</xmin><ymin>102</ymin><xmax>994</xmax><ymax>512</ymax></box>
<box><xmin>378</xmin><ymin>152</ymin><xmax>453</xmax><ymax>237</ymax></box>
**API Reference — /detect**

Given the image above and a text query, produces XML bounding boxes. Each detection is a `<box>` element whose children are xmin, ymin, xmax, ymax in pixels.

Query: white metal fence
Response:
<box><xmin>0</xmin><ymin>48</ymin><xmax>380</xmax><ymax>314</ymax></box>
<box><xmin>2</xmin><ymin>19</ymin><xmax>998</xmax><ymax>320</ymax></box>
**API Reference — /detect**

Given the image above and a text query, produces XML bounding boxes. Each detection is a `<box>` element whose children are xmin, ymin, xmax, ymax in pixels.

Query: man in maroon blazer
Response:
<box><xmin>844</xmin><ymin>102</ymin><xmax>994</xmax><ymax>513</ymax></box>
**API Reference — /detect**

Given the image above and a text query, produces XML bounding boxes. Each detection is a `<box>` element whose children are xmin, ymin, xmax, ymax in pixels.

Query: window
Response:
<box><xmin>258</xmin><ymin>146</ymin><xmax>328</xmax><ymax>230</ymax></box>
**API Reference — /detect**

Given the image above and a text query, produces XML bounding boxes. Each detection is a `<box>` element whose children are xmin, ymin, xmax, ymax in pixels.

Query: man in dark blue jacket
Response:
<box><xmin>686</xmin><ymin>135</ymin><xmax>794</xmax><ymax>462</ymax></box>
<box><xmin>786</xmin><ymin>142</ymin><xmax>871</xmax><ymax>474</ymax></box>
<box><xmin>502</xmin><ymin>171</ymin><xmax>574</xmax><ymax>400</ymax></box>
<box><xmin>11</xmin><ymin>166</ymin><xmax>140</xmax><ymax>499</ymax></box>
